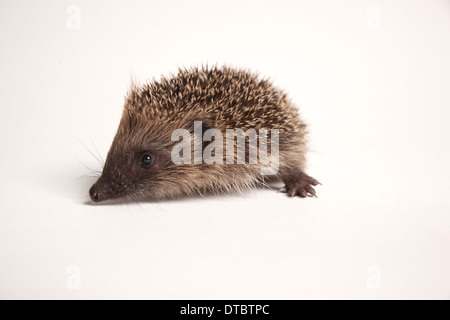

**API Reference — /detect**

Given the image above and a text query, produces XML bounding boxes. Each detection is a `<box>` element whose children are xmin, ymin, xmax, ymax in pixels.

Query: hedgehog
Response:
<box><xmin>89</xmin><ymin>66</ymin><xmax>320</xmax><ymax>202</ymax></box>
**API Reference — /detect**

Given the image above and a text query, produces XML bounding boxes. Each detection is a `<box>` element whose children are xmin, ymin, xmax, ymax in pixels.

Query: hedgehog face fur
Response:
<box><xmin>89</xmin><ymin>136</ymin><xmax>171</xmax><ymax>202</ymax></box>
<box><xmin>89</xmin><ymin>66</ymin><xmax>320</xmax><ymax>202</ymax></box>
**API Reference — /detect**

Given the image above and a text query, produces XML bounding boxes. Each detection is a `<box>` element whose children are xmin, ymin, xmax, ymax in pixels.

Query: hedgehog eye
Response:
<box><xmin>140</xmin><ymin>153</ymin><xmax>155</xmax><ymax>167</ymax></box>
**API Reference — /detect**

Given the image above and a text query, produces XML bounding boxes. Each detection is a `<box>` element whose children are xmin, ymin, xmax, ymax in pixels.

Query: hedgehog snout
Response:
<box><xmin>89</xmin><ymin>184</ymin><xmax>104</xmax><ymax>202</ymax></box>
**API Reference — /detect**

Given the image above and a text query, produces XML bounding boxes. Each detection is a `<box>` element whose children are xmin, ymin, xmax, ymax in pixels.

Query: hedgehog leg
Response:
<box><xmin>278</xmin><ymin>168</ymin><xmax>320</xmax><ymax>198</ymax></box>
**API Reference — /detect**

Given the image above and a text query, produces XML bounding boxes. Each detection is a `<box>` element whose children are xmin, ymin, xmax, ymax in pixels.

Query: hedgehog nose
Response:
<box><xmin>89</xmin><ymin>184</ymin><xmax>104</xmax><ymax>202</ymax></box>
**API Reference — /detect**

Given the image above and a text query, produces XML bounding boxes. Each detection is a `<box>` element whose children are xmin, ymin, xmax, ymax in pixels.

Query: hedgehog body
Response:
<box><xmin>89</xmin><ymin>66</ymin><xmax>319</xmax><ymax>202</ymax></box>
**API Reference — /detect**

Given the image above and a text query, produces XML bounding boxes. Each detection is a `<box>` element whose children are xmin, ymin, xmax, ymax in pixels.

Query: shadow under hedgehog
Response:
<box><xmin>89</xmin><ymin>66</ymin><xmax>320</xmax><ymax>203</ymax></box>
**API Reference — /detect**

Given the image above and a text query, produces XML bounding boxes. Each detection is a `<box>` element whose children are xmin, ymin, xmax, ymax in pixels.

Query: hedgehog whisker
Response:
<box><xmin>77</xmin><ymin>137</ymin><xmax>104</xmax><ymax>168</ymax></box>
<box><xmin>74</xmin><ymin>154</ymin><xmax>101</xmax><ymax>174</ymax></box>
<box><xmin>89</xmin><ymin>135</ymin><xmax>105</xmax><ymax>167</ymax></box>
<box><xmin>74</xmin><ymin>173</ymin><xmax>101</xmax><ymax>181</ymax></box>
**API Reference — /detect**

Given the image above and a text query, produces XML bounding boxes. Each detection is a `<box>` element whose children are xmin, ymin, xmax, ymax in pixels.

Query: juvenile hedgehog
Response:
<box><xmin>89</xmin><ymin>66</ymin><xmax>320</xmax><ymax>202</ymax></box>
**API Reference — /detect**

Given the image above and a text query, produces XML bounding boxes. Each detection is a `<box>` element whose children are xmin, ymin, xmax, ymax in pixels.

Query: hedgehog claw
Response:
<box><xmin>280</xmin><ymin>171</ymin><xmax>320</xmax><ymax>199</ymax></box>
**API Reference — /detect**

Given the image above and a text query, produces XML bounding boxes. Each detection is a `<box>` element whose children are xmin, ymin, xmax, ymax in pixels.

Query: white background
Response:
<box><xmin>1</xmin><ymin>0</ymin><xmax>449</xmax><ymax>299</ymax></box>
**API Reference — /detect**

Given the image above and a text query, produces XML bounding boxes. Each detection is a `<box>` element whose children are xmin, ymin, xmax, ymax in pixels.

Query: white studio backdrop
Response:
<box><xmin>0</xmin><ymin>0</ymin><xmax>449</xmax><ymax>299</ymax></box>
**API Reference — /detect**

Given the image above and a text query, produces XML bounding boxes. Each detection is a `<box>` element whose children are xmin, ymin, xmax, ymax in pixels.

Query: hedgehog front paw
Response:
<box><xmin>279</xmin><ymin>173</ymin><xmax>320</xmax><ymax>198</ymax></box>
